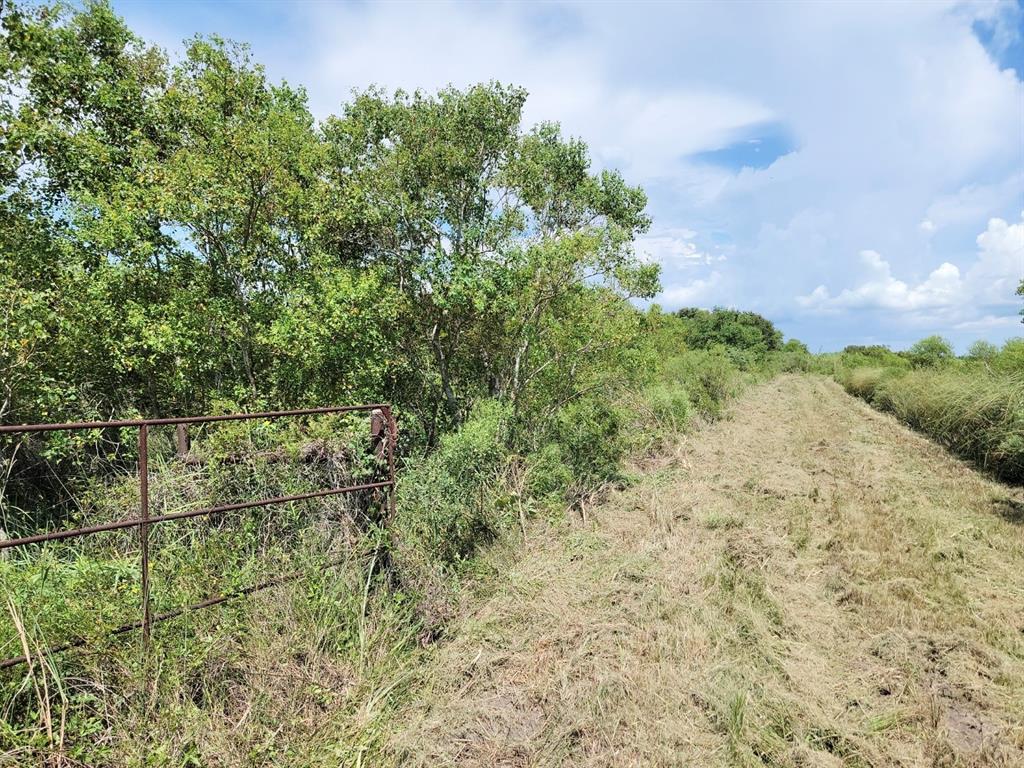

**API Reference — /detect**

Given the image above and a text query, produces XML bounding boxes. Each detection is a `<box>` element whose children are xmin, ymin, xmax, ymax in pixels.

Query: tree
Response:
<box><xmin>1</xmin><ymin>1</ymin><xmax>659</xmax><ymax>452</ymax></box>
<box><xmin>322</xmin><ymin>86</ymin><xmax>657</xmax><ymax>439</ymax></box>
<box><xmin>906</xmin><ymin>335</ymin><xmax>954</xmax><ymax>368</ymax></box>
<box><xmin>967</xmin><ymin>340</ymin><xmax>998</xmax><ymax>362</ymax></box>
<box><xmin>675</xmin><ymin>307</ymin><xmax>783</xmax><ymax>354</ymax></box>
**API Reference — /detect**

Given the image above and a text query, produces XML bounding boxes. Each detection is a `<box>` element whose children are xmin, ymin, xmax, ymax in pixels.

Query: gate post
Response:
<box><xmin>139</xmin><ymin>424</ymin><xmax>152</xmax><ymax>652</ymax></box>
<box><xmin>368</xmin><ymin>408</ymin><xmax>396</xmax><ymax>522</ymax></box>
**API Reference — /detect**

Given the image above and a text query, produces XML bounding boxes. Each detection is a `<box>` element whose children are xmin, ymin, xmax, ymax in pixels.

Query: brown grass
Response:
<box><xmin>384</xmin><ymin>374</ymin><xmax>1024</xmax><ymax>767</ymax></box>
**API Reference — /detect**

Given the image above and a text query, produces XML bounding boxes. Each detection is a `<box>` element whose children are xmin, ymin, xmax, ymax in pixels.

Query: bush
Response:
<box><xmin>782</xmin><ymin>339</ymin><xmax>809</xmax><ymax>355</ymax></box>
<box><xmin>525</xmin><ymin>443</ymin><xmax>574</xmax><ymax>500</ymax></box>
<box><xmin>993</xmin><ymin>338</ymin><xmax>1024</xmax><ymax>374</ymax></box>
<box><xmin>675</xmin><ymin>307</ymin><xmax>783</xmax><ymax>354</ymax></box>
<box><xmin>553</xmin><ymin>396</ymin><xmax>625</xmax><ymax>486</ymax></box>
<box><xmin>838</xmin><ymin>344</ymin><xmax>910</xmax><ymax>372</ymax></box>
<box><xmin>906</xmin><ymin>335</ymin><xmax>954</xmax><ymax>369</ymax></box>
<box><xmin>840</xmin><ymin>367</ymin><xmax>889</xmax><ymax>400</ymax></box>
<box><xmin>664</xmin><ymin>350</ymin><xmax>740</xmax><ymax>419</ymax></box>
<box><xmin>967</xmin><ymin>340</ymin><xmax>999</xmax><ymax>362</ymax></box>
<box><xmin>775</xmin><ymin>340</ymin><xmax>813</xmax><ymax>372</ymax></box>
<box><xmin>641</xmin><ymin>383</ymin><xmax>692</xmax><ymax>433</ymax></box>
<box><xmin>394</xmin><ymin>400</ymin><xmax>513</xmax><ymax>567</ymax></box>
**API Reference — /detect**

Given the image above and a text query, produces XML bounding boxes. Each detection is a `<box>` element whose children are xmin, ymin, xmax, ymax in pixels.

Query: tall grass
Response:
<box><xmin>0</xmin><ymin>347</ymin><xmax>761</xmax><ymax>764</ymax></box>
<box><xmin>837</xmin><ymin>366</ymin><xmax>1024</xmax><ymax>483</ymax></box>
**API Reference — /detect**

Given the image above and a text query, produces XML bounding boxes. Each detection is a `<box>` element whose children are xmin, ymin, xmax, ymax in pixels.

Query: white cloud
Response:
<box><xmin>659</xmin><ymin>272</ymin><xmax>723</xmax><ymax>307</ymax></box>
<box><xmin>797</xmin><ymin>251</ymin><xmax>963</xmax><ymax>311</ymax></box>
<box><xmin>297</xmin><ymin>2</ymin><xmax>774</xmax><ymax>183</ymax></box>
<box><xmin>797</xmin><ymin>213</ymin><xmax>1023</xmax><ymax>318</ymax></box>
<box><xmin>968</xmin><ymin>212</ymin><xmax>1024</xmax><ymax>306</ymax></box>
<box><xmin>922</xmin><ymin>173</ymin><xmax>1024</xmax><ymax>231</ymax></box>
<box><xmin>636</xmin><ymin>229</ymin><xmax>724</xmax><ymax>267</ymax></box>
<box><xmin>954</xmin><ymin>314</ymin><xmax>1020</xmax><ymax>332</ymax></box>
<box><xmin>115</xmin><ymin>0</ymin><xmax>1024</xmax><ymax>348</ymax></box>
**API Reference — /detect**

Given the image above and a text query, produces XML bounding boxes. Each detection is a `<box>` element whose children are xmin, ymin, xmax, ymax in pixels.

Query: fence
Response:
<box><xmin>0</xmin><ymin>404</ymin><xmax>397</xmax><ymax>670</ymax></box>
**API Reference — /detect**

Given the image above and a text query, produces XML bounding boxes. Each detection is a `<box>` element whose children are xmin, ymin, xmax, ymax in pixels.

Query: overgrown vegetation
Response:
<box><xmin>829</xmin><ymin>337</ymin><xmax>1024</xmax><ymax>483</ymax></box>
<box><xmin>390</xmin><ymin>376</ymin><xmax>1024</xmax><ymax>766</ymax></box>
<box><xmin>2</xmin><ymin>1</ymin><xmax>1016</xmax><ymax>763</ymax></box>
<box><xmin>0</xmin><ymin>2</ymin><xmax>801</xmax><ymax>763</ymax></box>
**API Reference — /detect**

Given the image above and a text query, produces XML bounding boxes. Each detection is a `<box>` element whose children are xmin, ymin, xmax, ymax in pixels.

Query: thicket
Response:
<box><xmin>675</xmin><ymin>307</ymin><xmax>783</xmax><ymax>357</ymax></box>
<box><xmin>831</xmin><ymin>337</ymin><xmax>1024</xmax><ymax>483</ymax></box>
<box><xmin>0</xmin><ymin>2</ymin><xmax>794</xmax><ymax>763</ymax></box>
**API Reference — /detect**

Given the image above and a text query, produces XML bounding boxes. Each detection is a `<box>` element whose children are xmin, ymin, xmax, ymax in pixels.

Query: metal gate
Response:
<box><xmin>0</xmin><ymin>404</ymin><xmax>397</xmax><ymax>669</ymax></box>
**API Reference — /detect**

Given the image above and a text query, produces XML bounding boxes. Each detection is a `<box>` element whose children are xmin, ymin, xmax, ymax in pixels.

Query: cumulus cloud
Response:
<box><xmin>636</xmin><ymin>229</ymin><xmax>724</xmax><ymax>267</ymax></box>
<box><xmin>797</xmin><ymin>213</ymin><xmax>1023</xmax><ymax>318</ymax></box>
<box><xmin>659</xmin><ymin>272</ymin><xmax>723</xmax><ymax>307</ymax></box>
<box><xmin>969</xmin><ymin>212</ymin><xmax>1024</xmax><ymax>306</ymax></box>
<box><xmin>797</xmin><ymin>251</ymin><xmax>963</xmax><ymax>311</ymax></box>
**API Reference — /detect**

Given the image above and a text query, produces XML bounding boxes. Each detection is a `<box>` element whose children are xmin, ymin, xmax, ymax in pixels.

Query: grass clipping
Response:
<box><xmin>387</xmin><ymin>375</ymin><xmax>1024</xmax><ymax>767</ymax></box>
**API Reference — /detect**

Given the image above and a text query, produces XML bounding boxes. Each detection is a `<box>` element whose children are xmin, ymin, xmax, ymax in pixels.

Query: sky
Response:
<box><xmin>114</xmin><ymin>0</ymin><xmax>1024</xmax><ymax>352</ymax></box>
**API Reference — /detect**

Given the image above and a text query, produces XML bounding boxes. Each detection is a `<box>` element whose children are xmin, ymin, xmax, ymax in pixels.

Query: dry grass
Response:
<box><xmin>384</xmin><ymin>374</ymin><xmax>1024</xmax><ymax>766</ymax></box>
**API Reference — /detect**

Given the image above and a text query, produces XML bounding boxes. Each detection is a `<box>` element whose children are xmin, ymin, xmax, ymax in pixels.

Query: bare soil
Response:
<box><xmin>387</xmin><ymin>375</ymin><xmax>1024</xmax><ymax>767</ymax></box>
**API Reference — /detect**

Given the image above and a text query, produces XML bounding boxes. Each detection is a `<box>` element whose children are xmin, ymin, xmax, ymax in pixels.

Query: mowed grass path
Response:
<box><xmin>385</xmin><ymin>375</ymin><xmax>1024</xmax><ymax>767</ymax></box>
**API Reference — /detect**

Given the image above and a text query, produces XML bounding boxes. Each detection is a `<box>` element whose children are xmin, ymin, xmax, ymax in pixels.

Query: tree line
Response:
<box><xmin>0</xmin><ymin>1</ymin><xmax>659</xmax><ymax>455</ymax></box>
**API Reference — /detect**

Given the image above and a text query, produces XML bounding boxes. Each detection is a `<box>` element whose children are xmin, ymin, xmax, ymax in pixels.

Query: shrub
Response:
<box><xmin>525</xmin><ymin>443</ymin><xmax>574</xmax><ymax>500</ymax></box>
<box><xmin>967</xmin><ymin>340</ymin><xmax>999</xmax><ymax>362</ymax></box>
<box><xmin>553</xmin><ymin>396</ymin><xmax>625</xmax><ymax>486</ymax></box>
<box><xmin>906</xmin><ymin>335</ymin><xmax>954</xmax><ymax>369</ymax></box>
<box><xmin>641</xmin><ymin>383</ymin><xmax>692</xmax><ymax>433</ymax></box>
<box><xmin>775</xmin><ymin>340</ymin><xmax>813</xmax><ymax>372</ymax></box>
<box><xmin>721</xmin><ymin>344</ymin><xmax>759</xmax><ymax>372</ymax></box>
<box><xmin>993</xmin><ymin>338</ymin><xmax>1024</xmax><ymax>374</ymax></box>
<box><xmin>664</xmin><ymin>350</ymin><xmax>740</xmax><ymax>419</ymax></box>
<box><xmin>840</xmin><ymin>367</ymin><xmax>888</xmax><ymax>400</ymax></box>
<box><xmin>394</xmin><ymin>400</ymin><xmax>513</xmax><ymax>567</ymax></box>
<box><xmin>615</xmin><ymin>381</ymin><xmax>692</xmax><ymax>456</ymax></box>
<box><xmin>675</xmin><ymin>307</ymin><xmax>783</xmax><ymax>354</ymax></box>
<box><xmin>838</xmin><ymin>345</ymin><xmax>910</xmax><ymax>372</ymax></box>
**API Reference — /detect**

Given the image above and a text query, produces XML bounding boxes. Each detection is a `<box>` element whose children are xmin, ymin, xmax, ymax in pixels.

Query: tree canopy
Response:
<box><xmin>675</xmin><ymin>307</ymin><xmax>783</xmax><ymax>355</ymax></box>
<box><xmin>0</xmin><ymin>0</ymin><xmax>659</xmax><ymax>449</ymax></box>
<box><xmin>906</xmin><ymin>335</ymin><xmax>955</xmax><ymax>369</ymax></box>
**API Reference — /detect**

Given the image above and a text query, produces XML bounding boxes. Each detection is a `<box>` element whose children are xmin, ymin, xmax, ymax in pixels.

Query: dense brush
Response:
<box><xmin>839</xmin><ymin>366</ymin><xmax>1024</xmax><ymax>483</ymax></box>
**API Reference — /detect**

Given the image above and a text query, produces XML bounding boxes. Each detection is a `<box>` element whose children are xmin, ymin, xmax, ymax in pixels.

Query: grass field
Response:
<box><xmin>383</xmin><ymin>375</ymin><xmax>1024</xmax><ymax>766</ymax></box>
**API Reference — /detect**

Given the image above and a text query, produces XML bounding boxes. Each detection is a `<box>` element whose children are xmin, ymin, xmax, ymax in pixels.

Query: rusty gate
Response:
<box><xmin>0</xmin><ymin>404</ymin><xmax>397</xmax><ymax>670</ymax></box>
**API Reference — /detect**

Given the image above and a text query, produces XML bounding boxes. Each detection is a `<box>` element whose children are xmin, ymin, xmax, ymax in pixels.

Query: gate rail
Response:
<box><xmin>0</xmin><ymin>403</ymin><xmax>397</xmax><ymax>670</ymax></box>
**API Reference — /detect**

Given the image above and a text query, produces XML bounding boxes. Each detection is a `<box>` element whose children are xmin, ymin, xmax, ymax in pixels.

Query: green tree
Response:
<box><xmin>906</xmin><ymin>335</ymin><xmax>954</xmax><ymax>368</ymax></box>
<box><xmin>1</xmin><ymin>2</ymin><xmax>392</xmax><ymax>421</ymax></box>
<box><xmin>994</xmin><ymin>338</ymin><xmax>1024</xmax><ymax>373</ymax></box>
<box><xmin>1</xmin><ymin>1</ymin><xmax>659</xmax><ymax>452</ymax></box>
<box><xmin>967</xmin><ymin>340</ymin><xmax>998</xmax><ymax>362</ymax></box>
<box><xmin>323</xmin><ymin>86</ymin><xmax>657</xmax><ymax>439</ymax></box>
<box><xmin>675</xmin><ymin>307</ymin><xmax>783</xmax><ymax>354</ymax></box>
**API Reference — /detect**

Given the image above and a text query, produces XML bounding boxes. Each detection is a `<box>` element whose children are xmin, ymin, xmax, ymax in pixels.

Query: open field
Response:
<box><xmin>385</xmin><ymin>374</ymin><xmax>1024</xmax><ymax>767</ymax></box>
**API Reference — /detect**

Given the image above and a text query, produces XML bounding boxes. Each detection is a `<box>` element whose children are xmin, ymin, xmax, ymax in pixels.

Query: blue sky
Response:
<box><xmin>114</xmin><ymin>0</ymin><xmax>1024</xmax><ymax>351</ymax></box>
